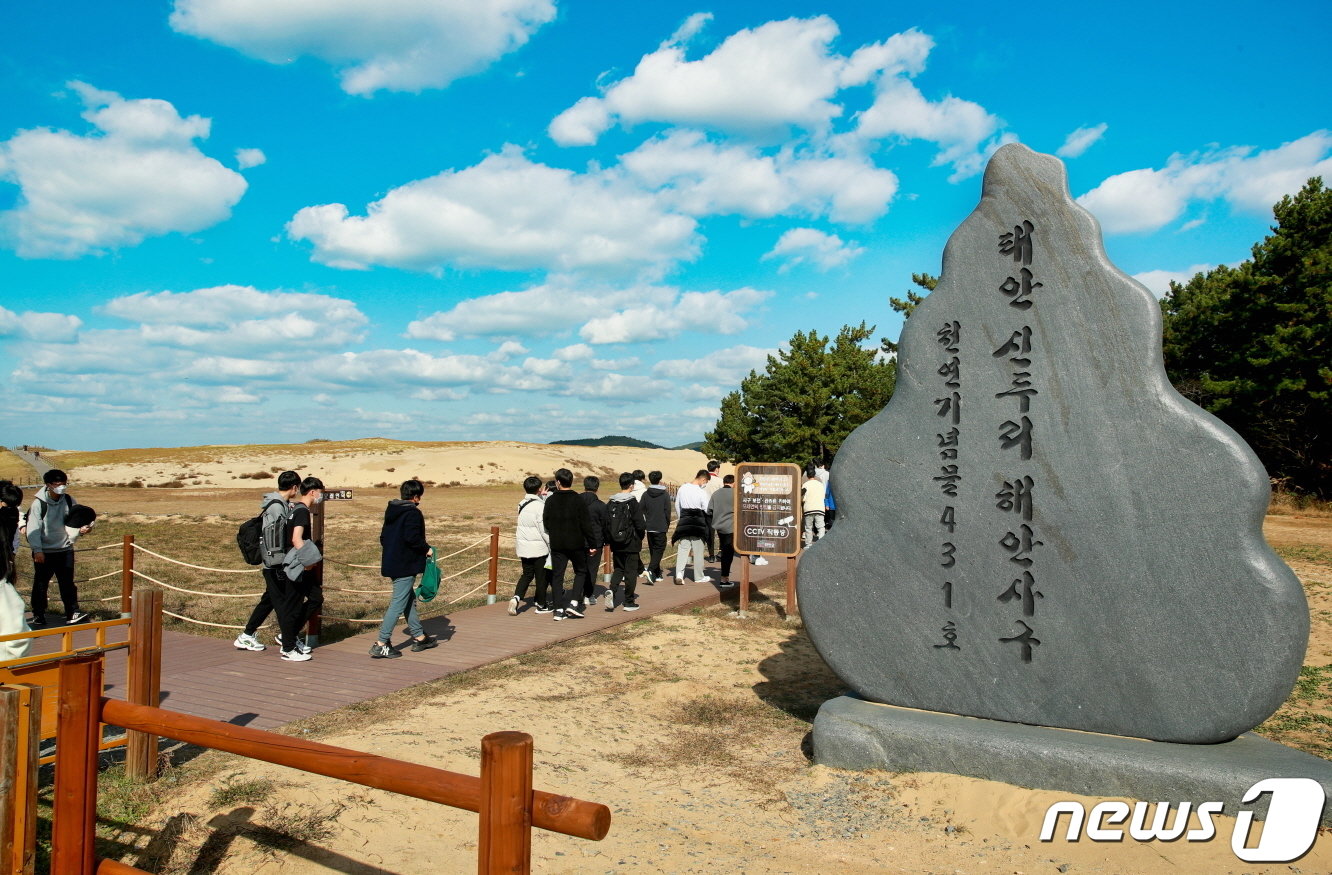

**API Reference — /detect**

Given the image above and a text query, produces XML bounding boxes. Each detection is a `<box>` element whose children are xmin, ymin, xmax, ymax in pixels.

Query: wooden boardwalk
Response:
<box><xmin>33</xmin><ymin>560</ymin><xmax>790</xmax><ymax>731</ymax></box>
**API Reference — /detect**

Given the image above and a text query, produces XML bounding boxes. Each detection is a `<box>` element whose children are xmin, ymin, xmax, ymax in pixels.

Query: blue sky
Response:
<box><xmin>2</xmin><ymin>0</ymin><xmax>1329</xmax><ymax>450</ymax></box>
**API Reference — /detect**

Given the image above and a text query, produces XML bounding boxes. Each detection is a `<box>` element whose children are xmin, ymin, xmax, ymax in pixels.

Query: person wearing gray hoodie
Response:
<box><xmin>26</xmin><ymin>469</ymin><xmax>90</xmax><ymax>627</ymax></box>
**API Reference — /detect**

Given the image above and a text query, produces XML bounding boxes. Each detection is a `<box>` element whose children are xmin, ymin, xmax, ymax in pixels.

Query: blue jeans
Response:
<box><xmin>378</xmin><ymin>575</ymin><xmax>423</xmax><ymax>642</ymax></box>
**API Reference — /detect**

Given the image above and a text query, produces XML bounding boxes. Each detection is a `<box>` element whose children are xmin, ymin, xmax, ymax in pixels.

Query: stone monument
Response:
<box><xmin>800</xmin><ymin>144</ymin><xmax>1330</xmax><ymax>813</ymax></box>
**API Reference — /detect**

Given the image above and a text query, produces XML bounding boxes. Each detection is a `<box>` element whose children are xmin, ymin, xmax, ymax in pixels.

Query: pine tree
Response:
<box><xmin>1161</xmin><ymin>177</ymin><xmax>1332</xmax><ymax>497</ymax></box>
<box><xmin>701</xmin><ymin>322</ymin><xmax>895</xmax><ymax>465</ymax></box>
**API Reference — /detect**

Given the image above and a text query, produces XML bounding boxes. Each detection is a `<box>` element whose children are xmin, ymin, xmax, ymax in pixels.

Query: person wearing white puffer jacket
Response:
<box><xmin>508</xmin><ymin>476</ymin><xmax>551</xmax><ymax>615</ymax></box>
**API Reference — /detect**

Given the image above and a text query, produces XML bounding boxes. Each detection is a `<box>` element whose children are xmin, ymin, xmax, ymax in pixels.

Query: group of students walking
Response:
<box><xmin>508</xmin><ymin>464</ymin><xmax>742</xmax><ymax>621</ymax></box>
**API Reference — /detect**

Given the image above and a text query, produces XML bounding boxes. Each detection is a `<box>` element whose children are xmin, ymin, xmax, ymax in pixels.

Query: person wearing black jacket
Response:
<box><xmin>640</xmin><ymin>470</ymin><xmax>673</xmax><ymax>583</ymax></box>
<box><xmin>371</xmin><ymin>479</ymin><xmax>439</xmax><ymax>659</ymax></box>
<box><xmin>542</xmin><ymin>468</ymin><xmax>593</xmax><ymax>620</ymax></box>
<box><xmin>580</xmin><ymin>475</ymin><xmax>611</xmax><ymax>605</ymax></box>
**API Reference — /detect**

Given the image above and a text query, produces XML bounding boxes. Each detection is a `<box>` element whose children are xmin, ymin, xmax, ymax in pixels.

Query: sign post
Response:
<box><xmin>733</xmin><ymin>462</ymin><xmax>802</xmax><ymax>618</ymax></box>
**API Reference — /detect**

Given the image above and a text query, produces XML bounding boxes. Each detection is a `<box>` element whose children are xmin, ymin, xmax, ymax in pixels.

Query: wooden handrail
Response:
<box><xmin>100</xmin><ymin>698</ymin><xmax>611</xmax><ymax>841</ymax></box>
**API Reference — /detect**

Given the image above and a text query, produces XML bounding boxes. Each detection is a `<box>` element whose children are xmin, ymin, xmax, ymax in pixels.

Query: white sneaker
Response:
<box><xmin>507</xmin><ymin>595</ymin><xmax>520</xmax><ymax>616</ymax></box>
<box><xmin>280</xmin><ymin>648</ymin><xmax>311</xmax><ymax>662</ymax></box>
<box><xmin>233</xmin><ymin>632</ymin><xmax>265</xmax><ymax>652</ymax></box>
<box><xmin>276</xmin><ymin>633</ymin><xmax>312</xmax><ymax>655</ymax></box>
<box><xmin>754</xmin><ymin>556</ymin><xmax>769</xmax><ymax>566</ymax></box>
<box><xmin>697</xmin><ymin>576</ymin><xmax>713</xmax><ymax>584</ymax></box>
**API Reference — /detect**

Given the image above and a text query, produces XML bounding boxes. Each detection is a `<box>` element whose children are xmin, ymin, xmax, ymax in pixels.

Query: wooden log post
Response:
<box><xmin>1</xmin><ymin>684</ymin><xmax>40</xmax><ymax>875</ymax></box>
<box><xmin>1</xmin><ymin>686</ymin><xmax>20</xmax><ymax>871</ymax></box>
<box><xmin>307</xmin><ymin>497</ymin><xmax>325</xmax><ymax>646</ymax></box>
<box><xmin>53</xmin><ymin>656</ymin><xmax>102</xmax><ymax>875</ymax></box>
<box><xmin>126</xmin><ymin>588</ymin><xmax>163</xmax><ymax>780</ymax></box>
<box><xmin>487</xmin><ymin>526</ymin><xmax>500</xmax><ymax>604</ymax></box>
<box><xmin>120</xmin><ymin>535</ymin><xmax>134</xmax><ymax>617</ymax></box>
<box><xmin>478</xmin><ymin>731</ymin><xmax>534</xmax><ymax>875</ymax></box>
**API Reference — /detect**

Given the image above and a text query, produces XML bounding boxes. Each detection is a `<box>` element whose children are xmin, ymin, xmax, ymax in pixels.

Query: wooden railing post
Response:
<box><xmin>0</xmin><ymin>684</ymin><xmax>40</xmax><ymax>875</ymax></box>
<box><xmin>479</xmin><ymin>731</ymin><xmax>533</xmax><ymax>875</ymax></box>
<box><xmin>126</xmin><ymin>588</ymin><xmax>163</xmax><ymax>780</ymax></box>
<box><xmin>53</xmin><ymin>656</ymin><xmax>102</xmax><ymax>875</ymax></box>
<box><xmin>487</xmin><ymin>526</ymin><xmax>500</xmax><ymax>604</ymax></box>
<box><xmin>120</xmin><ymin>535</ymin><xmax>134</xmax><ymax>617</ymax></box>
<box><xmin>602</xmin><ymin>545</ymin><xmax>611</xmax><ymax>584</ymax></box>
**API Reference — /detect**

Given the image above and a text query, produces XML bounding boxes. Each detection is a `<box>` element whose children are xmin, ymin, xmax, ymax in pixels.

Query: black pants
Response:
<box><xmin>548</xmin><ymin>549</ymin><xmax>587</xmax><ymax>610</ymax></box>
<box><xmin>705</xmin><ymin>523</ymin><xmax>715</xmax><ymax>558</ymax></box>
<box><xmin>718</xmin><ymin>532</ymin><xmax>735</xmax><ymax>579</ymax></box>
<box><xmin>294</xmin><ymin>573</ymin><xmax>323</xmax><ymax>631</ymax></box>
<box><xmin>31</xmin><ymin>550</ymin><xmax>78</xmax><ymax>619</ymax></box>
<box><xmin>609</xmin><ymin>548</ymin><xmax>642</xmax><ymax>605</ymax></box>
<box><xmin>252</xmin><ymin>566</ymin><xmax>303</xmax><ymax>645</ymax></box>
<box><xmin>646</xmin><ymin>531</ymin><xmax>667</xmax><ymax>578</ymax></box>
<box><xmin>515</xmin><ymin>555</ymin><xmax>547</xmax><ymax>602</ymax></box>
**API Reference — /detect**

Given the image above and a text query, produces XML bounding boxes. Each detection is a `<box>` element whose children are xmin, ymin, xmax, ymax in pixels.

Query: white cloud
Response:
<box><xmin>1078</xmin><ymin>132</ymin><xmax>1332</xmax><ymax>233</ymax></box>
<box><xmin>621</xmin><ymin>130</ymin><xmax>897</xmax><ymax>223</ymax></box>
<box><xmin>0</xmin><ymin>82</ymin><xmax>248</xmax><ymax>258</ymax></box>
<box><xmin>235</xmin><ymin>147</ymin><xmax>266</xmax><ymax>168</ymax></box>
<box><xmin>0</xmin><ymin>306</ymin><xmax>82</xmax><ymax>342</ymax></box>
<box><xmin>856</xmin><ymin>76</ymin><xmax>1004</xmax><ymax>180</ymax></box>
<box><xmin>406</xmin><ymin>281</ymin><xmax>677</xmax><ymax>341</ymax></box>
<box><xmin>562</xmin><ymin>373</ymin><xmax>672</xmax><ymax>401</ymax></box>
<box><xmin>1131</xmin><ymin>264</ymin><xmax>1217</xmax><ymax>297</ymax></box>
<box><xmin>653</xmin><ymin>344</ymin><xmax>773</xmax><ymax>384</ymax></box>
<box><xmin>550</xmin><ymin>17</ymin><xmax>928</xmax><ymax>145</ymax></box>
<box><xmin>99</xmin><ymin>285</ymin><xmax>369</xmax><ymax>353</ymax></box>
<box><xmin>553</xmin><ymin>342</ymin><xmax>595</xmax><ymax>361</ymax></box>
<box><xmin>580</xmin><ymin>287</ymin><xmax>770</xmax><ymax>344</ymax></box>
<box><xmin>762</xmin><ymin>227</ymin><xmax>864</xmax><ymax>271</ymax></box>
<box><xmin>169</xmin><ymin>0</ymin><xmax>556</xmax><ymax>95</ymax></box>
<box><xmin>1056</xmin><ymin>123</ymin><xmax>1107</xmax><ymax>158</ymax></box>
<box><xmin>288</xmin><ymin>146</ymin><xmax>698</xmax><ymax>273</ymax></box>
<box><xmin>314</xmin><ymin>349</ymin><xmax>554</xmax><ymax>392</ymax></box>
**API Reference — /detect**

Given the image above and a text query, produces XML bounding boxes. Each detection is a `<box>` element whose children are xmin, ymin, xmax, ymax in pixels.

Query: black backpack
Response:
<box><xmin>236</xmin><ymin>498</ymin><xmax>285</xmax><ymax>566</ymax></box>
<box><xmin>608</xmin><ymin>498</ymin><xmax>637</xmax><ymax>549</ymax></box>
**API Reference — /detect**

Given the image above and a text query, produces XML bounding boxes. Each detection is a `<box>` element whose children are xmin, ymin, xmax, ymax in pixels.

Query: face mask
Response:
<box><xmin>314</xmin><ymin>495</ymin><xmax>324</xmax><ymax>504</ymax></box>
<box><xmin>52</xmin><ymin>485</ymin><xmax>67</xmax><ymax>496</ymax></box>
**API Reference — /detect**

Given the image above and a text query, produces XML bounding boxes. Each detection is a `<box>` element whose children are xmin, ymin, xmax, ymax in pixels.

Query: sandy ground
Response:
<box><xmin>122</xmin><ymin>601</ymin><xmax>1331</xmax><ymax>875</ymax></box>
<box><xmin>56</xmin><ymin>440</ymin><xmax>710</xmax><ymax>490</ymax></box>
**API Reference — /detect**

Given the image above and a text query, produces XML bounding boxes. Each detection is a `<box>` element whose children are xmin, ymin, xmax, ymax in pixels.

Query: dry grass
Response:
<box><xmin>0</xmin><ymin>448</ymin><xmax>37</xmax><ymax>483</ymax></box>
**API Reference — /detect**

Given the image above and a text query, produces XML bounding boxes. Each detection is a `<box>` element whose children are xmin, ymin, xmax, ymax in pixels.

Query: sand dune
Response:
<box><xmin>57</xmin><ymin>439</ymin><xmax>711</xmax><ymax>490</ymax></box>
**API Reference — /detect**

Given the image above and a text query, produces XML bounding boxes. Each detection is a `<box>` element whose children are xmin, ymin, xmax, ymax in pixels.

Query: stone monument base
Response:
<box><xmin>813</xmin><ymin>696</ymin><xmax>1332</xmax><ymax>826</ymax></box>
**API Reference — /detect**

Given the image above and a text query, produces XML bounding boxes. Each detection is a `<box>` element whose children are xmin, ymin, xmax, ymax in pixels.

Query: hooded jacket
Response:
<box><xmin>380</xmin><ymin>498</ymin><xmax>431</xmax><ymax>579</ymax></box>
<box><xmin>515</xmin><ymin>494</ymin><xmax>550</xmax><ymax>559</ymax></box>
<box><xmin>640</xmin><ymin>484</ymin><xmax>672</xmax><ymax>533</ymax></box>
<box><xmin>25</xmin><ymin>487</ymin><xmax>76</xmax><ymax>554</ymax></box>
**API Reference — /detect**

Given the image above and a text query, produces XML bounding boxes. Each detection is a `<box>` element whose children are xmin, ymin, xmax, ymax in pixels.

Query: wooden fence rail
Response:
<box><xmin>44</xmin><ymin>654</ymin><xmax>608</xmax><ymax>874</ymax></box>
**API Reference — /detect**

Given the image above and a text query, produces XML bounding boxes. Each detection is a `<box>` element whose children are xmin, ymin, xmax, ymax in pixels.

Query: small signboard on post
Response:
<box><xmin>734</xmin><ymin>463</ymin><xmax>802</xmax><ymax>557</ymax></box>
<box><xmin>323</xmin><ymin>488</ymin><xmax>354</xmax><ymax>501</ymax></box>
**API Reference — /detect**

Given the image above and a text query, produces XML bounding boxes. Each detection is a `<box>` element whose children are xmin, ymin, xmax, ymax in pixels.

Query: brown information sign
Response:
<box><xmin>734</xmin><ymin>462</ymin><xmax>802</xmax><ymax>558</ymax></box>
<box><xmin>323</xmin><ymin>488</ymin><xmax>354</xmax><ymax>501</ymax></box>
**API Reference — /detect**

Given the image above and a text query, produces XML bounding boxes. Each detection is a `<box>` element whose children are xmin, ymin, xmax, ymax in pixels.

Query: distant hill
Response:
<box><xmin>672</xmin><ymin>441</ymin><xmax>706</xmax><ymax>451</ymax></box>
<box><xmin>551</xmin><ymin>435</ymin><xmax>665</xmax><ymax>449</ymax></box>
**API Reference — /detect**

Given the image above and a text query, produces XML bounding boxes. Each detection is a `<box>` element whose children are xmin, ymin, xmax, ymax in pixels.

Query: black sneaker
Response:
<box><xmin>553</xmin><ymin>610</ymin><xmax>565</xmax><ymax>621</ymax></box>
<box><xmin>534</xmin><ymin>604</ymin><xmax>554</xmax><ymax>614</ymax></box>
<box><xmin>622</xmin><ymin>602</ymin><xmax>641</xmax><ymax>612</ymax></box>
<box><xmin>369</xmin><ymin>642</ymin><xmax>401</xmax><ymax>659</ymax></box>
<box><xmin>29</xmin><ymin>616</ymin><xmax>47</xmax><ymax>629</ymax></box>
<box><xmin>67</xmin><ymin>611</ymin><xmax>91</xmax><ymax>624</ymax></box>
<box><xmin>565</xmin><ymin>603</ymin><xmax>585</xmax><ymax>619</ymax></box>
<box><xmin>411</xmin><ymin>635</ymin><xmax>438</xmax><ymax>652</ymax></box>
